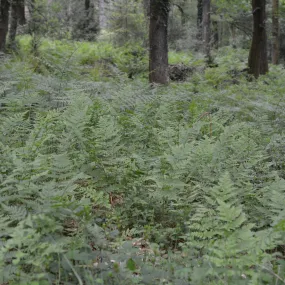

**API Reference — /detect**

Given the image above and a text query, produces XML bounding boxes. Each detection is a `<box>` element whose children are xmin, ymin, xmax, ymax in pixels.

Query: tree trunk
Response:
<box><xmin>8</xmin><ymin>1</ymin><xmax>18</xmax><ymax>50</ymax></box>
<box><xmin>7</xmin><ymin>0</ymin><xmax>25</xmax><ymax>50</ymax></box>
<box><xmin>272</xmin><ymin>0</ymin><xmax>279</xmax><ymax>64</ymax></box>
<box><xmin>85</xmin><ymin>0</ymin><xmax>90</xmax><ymax>29</ymax></box>
<box><xmin>17</xmin><ymin>0</ymin><xmax>26</xmax><ymax>25</ymax></box>
<box><xmin>248</xmin><ymin>0</ymin><xmax>268</xmax><ymax>78</ymax></box>
<box><xmin>85</xmin><ymin>0</ymin><xmax>90</xmax><ymax>11</ymax></box>
<box><xmin>0</xmin><ymin>0</ymin><xmax>10</xmax><ymax>52</ymax></box>
<box><xmin>149</xmin><ymin>0</ymin><xmax>170</xmax><ymax>84</ymax></box>
<box><xmin>197</xmin><ymin>0</ymin><xmax>203</xmax><ymax>40</ymax></box>
<box><xmin>202</xmin><ymin>0</ymin><xmax>211</xmax><ymax>59</ymax></box>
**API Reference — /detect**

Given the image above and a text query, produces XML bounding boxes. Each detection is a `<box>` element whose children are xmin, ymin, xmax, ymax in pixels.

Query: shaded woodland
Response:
<box><xmin>1</xmin><ymin>0</ymin><xmax>285</xmax><ymax>284</ymax></box>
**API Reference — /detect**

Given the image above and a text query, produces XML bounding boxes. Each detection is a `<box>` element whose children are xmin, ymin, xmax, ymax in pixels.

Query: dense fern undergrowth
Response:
<box><xmin>1</xmin><ymin>37</ymin><xmax>285</xmax><ymax>285</ymax></box>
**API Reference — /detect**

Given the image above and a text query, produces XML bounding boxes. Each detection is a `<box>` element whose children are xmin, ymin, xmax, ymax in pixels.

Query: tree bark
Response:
<box><xmin>17</xmin><ymin>0</ymin><xmax>26</xmax><ymax>25</ymax></box>
<box><xmin>248</xmin><ymin>0</ymin><xmax>268</xmax><ymax>78</ymax></box>
<box><xmin>202</xmin><ymin>0</ymin><xmax>211</xmax><ymax>59</ymax></box>
<box><xmin>149</xmin><ymin>0</ymin><xmax>170</xmax><ymax>84</ymax></box>
<box><xmin>0</xmin><ymin>0</ymin><xmax>10</xmax><ymax>51</ymax></box>
<box><xmin>8</xmin><ymin>1</ymin><xmax>18</xmax><ymax>50</ymax></box>
<box><xmin>272</xmin><ymin>0</ymin><xmax>279</xmax><ymax>64</ymax></box>
<box><xmin>7</xmin><ymin>0</ymin><xmax>25</xmax><ymax>50</ymax></box>
<box><xmin>85</xmin><ymin>0</ymin><xmax>90</xmax><ymax>29</ymax></box>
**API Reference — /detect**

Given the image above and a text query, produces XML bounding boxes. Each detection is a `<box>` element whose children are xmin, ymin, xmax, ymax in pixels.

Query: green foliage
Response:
<box><xmin>24</xmin><ymin>0</ymin><xmax>99</xmax><ymax>40</ymax></box>
<box><xmin>1</xmin><ymin>43</ymin><xmax>285</xmax><ymax>284</ymax></box>
<box><xmin>107</xmin><ymin>0</ymin><xmax>147</xmax><ymax>46</ymax></box>
<box><xmin>16</xmin><ymin>36</ymin><xmax>148</xmax><ymax>80</ymax></box>
<box><xmin>70</xmin><ymin>0</ymin><xmax>99</xmax><ymax>41</ymax></box>
<box><xmin>205</xmin><ymin>47</ymin><xmax>248</xmax><ymax>87</ymax></box>
<box><xmin>184</xmin><ymin>173</ymin><xmax>270</xmax><ymax>284</ymax></box>
<box><xmin>168</xmin><ymin>50</ymin><xmax>194</xmax><ymax>64</ymax></box>
<box><xmin>213</xmin><ymin>0</ymin><xmax>250</xmax><ymax>15</ymax></box>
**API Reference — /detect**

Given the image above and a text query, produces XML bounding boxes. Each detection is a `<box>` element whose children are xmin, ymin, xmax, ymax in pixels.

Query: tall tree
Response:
<box><xmin>149</xmin><ymin>0</ymin><xmax>170</xmax><ymax>84</ymax></box>
<box><xmin>17</xmin><ymin>0</ymin><xmax>26</xmax><ymax>25</ymax></box>
<box><xmin>8</xmin><ymin>2</ymin><xmax>18</xmax><ymax>50</ymax></box>
<box><xmin>71</xmin><ymin>0</ymin><xmax>98</xmax><ymax>40</ymax></box>
<box><xmin>272</xmin><ymin>0</ymin><xmax>279</xmax><ymax>64</ymax></box>
<box><xmin>0</xmin><ymin>0</ymin><xmax>10</xmax><ymax>51</ymax></box>
<box><xmin>85</xmin><ymin>0</ymin><xmax>90</xmax><ymax>11</ymax></box>
<box><xmin>202</xmin><ymin>0</ymin><xmax>211</xmax><ymax>59</ymax></box>
<box><xmin>248</xmin><ymin>0</ymin><xmax>268</xmax><ymax>78</ymax></box>
<box><xmin>8</xmin><ymin>0</ymin><xmax>26</xmax><ymax>50</ymax></box>
<box><xmin>84</xmin><ymin>0</ymin><xmax>91</xmax><ymax>31</ymax></box>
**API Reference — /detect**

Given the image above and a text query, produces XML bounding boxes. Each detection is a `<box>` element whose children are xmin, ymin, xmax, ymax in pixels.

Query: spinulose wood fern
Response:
<box><xmin>1</xmin><ymin>53</ymin><xmax>285</xmax><ymax>284</ymax></box>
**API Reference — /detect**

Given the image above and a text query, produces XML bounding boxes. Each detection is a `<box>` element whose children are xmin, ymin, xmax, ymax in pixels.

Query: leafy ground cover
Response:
<box><xmin>1</xmin><ymin>38</ymin><xmax>285</xmax><ymax>284</ymax></box>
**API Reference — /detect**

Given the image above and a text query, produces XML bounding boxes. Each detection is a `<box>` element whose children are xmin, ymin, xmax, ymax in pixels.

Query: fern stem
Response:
<box><xmin>63</xmin><ymin>254</ymin><xmax>83</xmax><ymax>285</ymax></box>
<box><xmin>258</xmin><ymin>265</ymin><xmax>285</xmax><ymax>284</ymax></box>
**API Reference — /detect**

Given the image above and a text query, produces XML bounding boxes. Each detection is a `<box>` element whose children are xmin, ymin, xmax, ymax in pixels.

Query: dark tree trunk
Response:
<box><xmin>197</xmin><ymin>0</ymin><xmax>203</xmax><ymax>40</ymax></box>
<box><xmin>8</xmin><ymin>0</ymin><xmax>25</xmax><ymax>50</ymax></box>
<box><xmin>85</xmin><ymin>0</ymin><xmax>90</xmax><ymax>28</ymax></box>
<box><xmin>8</xmin><ymin>1</ymin><xmax>18</xmax><ymax>50</ymax></box>
<box><xmin>248</xmin><ymin>0</ymin><xmax>268</xmax><ymax>78</ymax></box>
<box><xmin>272</xmin><ymin>0</ymin><xmax>279</xmax><ymax>64</ymax></box>
<box><xmin>149</xmin><ymin>0</ymin><xmax>170</xmax><ymax>84</ymax></box>
<box><xmin>0</xmin><ymin>0</ymin><xmax>10</xmax><ymax>52</ymax></box>
<box><xmin>17</xmin><ymin>0</ymin><xmax>26</xmax><ymax>25</ymax></box>
<box><xmin>202</xmin><ymin>0</ymin><xmax>211</xmax><ymax>59</ymax></box>
<box><xmin>85</xmin><ymin>0</ymin><xmax>90</xmax><ymax>11</ymax></box>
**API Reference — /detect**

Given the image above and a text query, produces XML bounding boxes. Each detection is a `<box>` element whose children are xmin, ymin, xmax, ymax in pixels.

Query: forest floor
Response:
<box><xmin>1</xmin><ymin>37</ymin><xmax>285</xmax><ymax>285</ymax></box>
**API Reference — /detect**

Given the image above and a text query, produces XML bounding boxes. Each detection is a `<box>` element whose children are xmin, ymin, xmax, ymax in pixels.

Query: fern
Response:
<box><xmin>185</xmin><ymin>173</ymin><xmax>272</xmax><ymax>284</ymax></box>
<box><xmin>2</xmin><ymin>42</ymin><xmax>285</xmax><ymax>284</ymax></box>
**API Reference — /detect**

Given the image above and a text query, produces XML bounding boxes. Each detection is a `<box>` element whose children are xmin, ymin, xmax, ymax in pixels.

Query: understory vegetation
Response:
<box><xmin>1</xmin><ymin>37</ymin><xmax>285</xmax><ymax>285</ymax></box>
